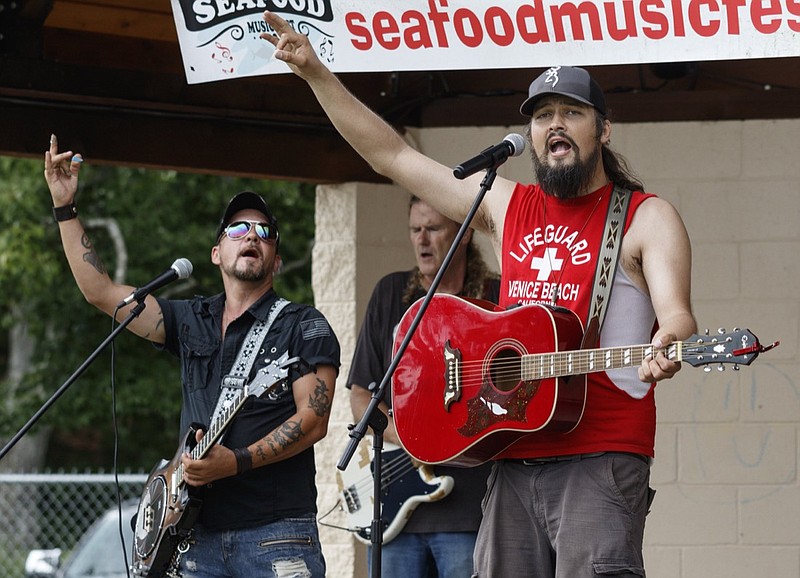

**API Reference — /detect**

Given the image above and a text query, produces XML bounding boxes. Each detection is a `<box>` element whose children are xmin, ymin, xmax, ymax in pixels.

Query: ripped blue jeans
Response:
<box><xmin>178</xmin><ymin>516</ymin><xmax>325</xmax><ymax>578</ymax></box>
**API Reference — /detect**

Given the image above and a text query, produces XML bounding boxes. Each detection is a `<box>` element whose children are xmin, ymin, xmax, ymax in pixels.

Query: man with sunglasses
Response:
<box><xmin>44</xmin><ymin>137</ymin><xmax>340</xmax><ymax>577</ymax></box>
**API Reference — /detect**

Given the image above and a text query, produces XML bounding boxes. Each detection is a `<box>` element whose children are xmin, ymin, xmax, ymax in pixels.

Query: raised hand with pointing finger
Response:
<box><xmin>44</xmin><ymin>134</ymin><xmax>83</xmax><ymax>212</ymax></box>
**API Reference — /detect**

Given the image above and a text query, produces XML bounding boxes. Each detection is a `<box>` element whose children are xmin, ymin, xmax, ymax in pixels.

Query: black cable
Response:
<box><xmin>111</xmin><ymin>305</ymin><xmax>133</xmax><ymax>578</ymax></box>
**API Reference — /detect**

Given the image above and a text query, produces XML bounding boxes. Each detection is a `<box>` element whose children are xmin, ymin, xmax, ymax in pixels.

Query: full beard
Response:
<box><xmin>532</xmin><ymin>136</ymin><xmax>601</xmax><ymax>200</ymax></box>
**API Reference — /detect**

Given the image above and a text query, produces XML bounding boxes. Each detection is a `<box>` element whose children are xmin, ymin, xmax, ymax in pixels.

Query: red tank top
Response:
<box><xmin>498</xmin><ymin>182</ymin><xmax>658</xmax><ymax>458</ymax></box>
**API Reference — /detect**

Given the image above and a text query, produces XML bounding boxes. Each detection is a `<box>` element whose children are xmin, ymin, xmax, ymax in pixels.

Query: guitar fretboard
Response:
<box><xmin>175</xmin><ymin>389</ymin><xmax>248</xmax><ymax>482</ymax></box>
<box><xmin>522</xmin><ymin>342</ymin><xmax>681</xmax><ymax>380</ymax></box>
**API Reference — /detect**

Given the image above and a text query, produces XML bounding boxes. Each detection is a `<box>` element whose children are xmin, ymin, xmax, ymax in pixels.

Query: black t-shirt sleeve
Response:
<box><xmin>346</xmin><ymin>272</ymin><xmax>410</xmax><ymax>395</ymax></box>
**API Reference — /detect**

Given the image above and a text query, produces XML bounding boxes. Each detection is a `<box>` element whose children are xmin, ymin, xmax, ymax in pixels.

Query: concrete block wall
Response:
<box><xmin>312</xmin><ymin>119</ymin><xmax>800</xmax><ymax>577</ymax></box>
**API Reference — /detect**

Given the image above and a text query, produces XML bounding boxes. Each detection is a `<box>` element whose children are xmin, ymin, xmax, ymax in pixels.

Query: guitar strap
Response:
<box><xmin>588</xmin><ymin>185</ymin><xmax>632</xmax><ymax>332</ymax></box>
<box><xmin>208</xmin><ymin>297</ymin><xmax>291</xmax><ymax>431</ymax></box>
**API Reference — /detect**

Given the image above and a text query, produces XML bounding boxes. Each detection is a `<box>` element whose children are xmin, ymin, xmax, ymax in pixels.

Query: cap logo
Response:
<box><xmin>545</xmin><ymin>66</ymin><xmax>562</xmax><ymax>88</ymax></box>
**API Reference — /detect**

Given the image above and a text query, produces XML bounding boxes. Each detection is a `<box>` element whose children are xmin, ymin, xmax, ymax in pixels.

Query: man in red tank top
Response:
<box><xmin>264</xmin><ymin>14</ymin><xmax>697</xmax><ymax>578</ymax></box>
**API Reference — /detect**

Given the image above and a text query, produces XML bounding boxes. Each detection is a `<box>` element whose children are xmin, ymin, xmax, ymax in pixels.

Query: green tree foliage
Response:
<box><xmin>0</xmin><ymin>155</ymin><xmax>316</xmax><ymax>470</ymax></box>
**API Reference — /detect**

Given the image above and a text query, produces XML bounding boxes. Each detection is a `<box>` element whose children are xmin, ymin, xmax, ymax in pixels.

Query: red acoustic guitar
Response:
<box><xmin>391</xmin><ymin>295</ymin><xmax>778</xmax><ymax>467</ymax></box>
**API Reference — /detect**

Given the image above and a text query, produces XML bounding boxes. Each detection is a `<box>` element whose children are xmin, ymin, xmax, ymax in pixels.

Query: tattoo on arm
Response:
<box><xmin>255</xmin><ymin>419</ymin><xmax>305</xmax><ymax>462</ymax></box>
<box><xmin>308</xmin><ymin>377</ymin><xmax>332</xmax><ymax>417</ymax></box>
<box><xmin>80</xmin><ymin>233</ymin><xmax>107</xmax><ymax>275</ymax></box>
<box><xmin>143</xmin><ymin>312</ymin><xmax>165</xmax><ymax>339</ymax></box>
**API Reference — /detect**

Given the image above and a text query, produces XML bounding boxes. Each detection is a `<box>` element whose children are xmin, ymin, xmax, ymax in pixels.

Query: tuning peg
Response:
<box><xmin>704</xmin><ymin>366</ymin><xmax>712</xmax><ymax>373</ymax></box>
<box><xmin>732</xmin><ymin>364</ymin><xmax>740</xmax><ymax>371</ymax></box>
<box><xmin>717</xmin><ymin>364</ymin><xmax>725</xmax><ymax>372</ymax></box>
<box><xmin>704</xmin><ymin>329</ymin><xmax>710</xmax><ymax>336</ymax></box>
<box><xmin>717</xmin><ymin>328</ymin><xmax>726</xmax><ymax>335</ymax></box>
<box><xmin>733</xmin><ymin>327</ymin><xmax>740</xmax><ymax>332</ymax></box>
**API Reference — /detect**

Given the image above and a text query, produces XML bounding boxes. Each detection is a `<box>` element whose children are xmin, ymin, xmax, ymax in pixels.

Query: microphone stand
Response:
<box><xmin>337</xmin><ymin>166</ymin><xmax>500</xmax><ymax>578</ymax></box>
<box><xmin>0</xmin><ymin>301</ymin><xmax>148</xmax><ymax>462</ymax></box>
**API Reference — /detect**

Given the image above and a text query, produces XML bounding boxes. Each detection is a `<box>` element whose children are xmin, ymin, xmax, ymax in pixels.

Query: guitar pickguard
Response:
<box><xmin>452</xmin><ymin>338</ymin><xmax>544</xmax><ymax>437</ymax></box>
<box><xmin>458</xmin><ymin>379</ymin><xmax>541</xmax><ymax>437</ymax></box>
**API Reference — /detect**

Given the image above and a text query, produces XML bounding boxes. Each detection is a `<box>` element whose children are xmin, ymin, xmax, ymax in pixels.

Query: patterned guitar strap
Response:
<box><xmin>588</xmin><ymin>185</ymin><xmax>632</xmax><ymax>334</ymax></box>
<box><xmin>209</xmin><ymin>297</ymin><xmax>291</xmax><ymax>441</ymax></box>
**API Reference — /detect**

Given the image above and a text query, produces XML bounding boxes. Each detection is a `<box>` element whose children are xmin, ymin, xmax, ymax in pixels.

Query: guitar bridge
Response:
<box><xmin>143</xmin><ymin>504</ymin><xmax>155</xmax><ymax>532</ymax></box>
<box><xmin>342</xmin><ymin>486</ymin><xmax>361</xmax><ymax>513</ymax></box>
<box><xmin>443</xmin><ymin>341</ymin><xmax>461</xmax><ymax>411</ymax></box>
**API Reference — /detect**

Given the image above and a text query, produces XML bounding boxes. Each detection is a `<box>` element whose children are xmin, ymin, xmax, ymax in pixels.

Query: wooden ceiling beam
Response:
<box><xmin>0</xmin><ymin>91</ymin><xmax>383</xmax><ymax>183</ymax></box>
<box><xmin>44</xmin><ymin>1</ymin><xmax>176</xmax><ymax>41</ymax></box>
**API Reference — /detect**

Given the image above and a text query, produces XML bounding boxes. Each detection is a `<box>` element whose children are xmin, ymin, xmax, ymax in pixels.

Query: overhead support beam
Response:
<box><xmin>0</xmin><ymin>95</ymin><xmax>384</xmax><ymax>184</ymax></box>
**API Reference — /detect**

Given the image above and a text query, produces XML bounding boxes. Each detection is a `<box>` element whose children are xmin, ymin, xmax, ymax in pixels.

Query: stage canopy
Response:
<box><xmin>2</xmin><ymin>1</ymin><xmax>799</xmax><ymax>182</ymax></box>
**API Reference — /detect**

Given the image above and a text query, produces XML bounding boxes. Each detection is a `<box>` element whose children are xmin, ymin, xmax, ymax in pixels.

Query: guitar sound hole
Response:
<box><xmin>490</xmin><ymin>349</ymin><xmax>521</xmax><ymax>392</ymax></box>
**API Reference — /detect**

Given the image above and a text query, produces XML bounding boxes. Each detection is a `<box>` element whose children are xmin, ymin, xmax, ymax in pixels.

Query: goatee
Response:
<box><xmin>233</xmin><ymin>267</ymin><xmax>268</xmax><ymax>282</ymax></box>
<box><xmin>222</xmin><ymin>257</ymin><xmax>270</xmax><ymax>282</ymax></box>
<box><xmin>533</xmin><ymin>137</ymin><xmax>601</xmax><ymax>200</ymax></box>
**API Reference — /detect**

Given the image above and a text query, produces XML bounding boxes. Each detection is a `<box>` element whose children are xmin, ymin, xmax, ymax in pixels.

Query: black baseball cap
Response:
<box><xmin>216</xmin><ymin>191</ymin><xmax>279</xmax><ymax>241</ymax></box>
<box><xmin>520</xmin><ymin>66</ymin><xmax>607</xmax><ymax>116</ymax></box>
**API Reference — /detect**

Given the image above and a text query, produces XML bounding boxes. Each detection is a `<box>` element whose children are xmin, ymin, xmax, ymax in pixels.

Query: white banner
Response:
<box><xmin>171</xmin><ymin>0</ymin><xmax>800</xmax><ymax>84</ymax></box>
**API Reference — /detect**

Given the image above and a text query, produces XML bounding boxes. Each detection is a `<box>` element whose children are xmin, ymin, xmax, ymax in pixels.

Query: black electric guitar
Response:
<box><xmin>131</xmin><ymin>353</ymin><xmax>296</xmax><ymax>577</ymax></box>
<box><xmin>336</xmin><ymin>441</ymin><xmax>454</xmax><ymax>544</ymax></box>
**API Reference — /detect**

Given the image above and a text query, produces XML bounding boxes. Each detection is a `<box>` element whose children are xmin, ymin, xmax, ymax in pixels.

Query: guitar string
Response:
<box><xmin>351</xmin><ymin>455</ymin><xmax>418</xmax><ymax>493</ymax></box>
<box><xmin>349</xmin><ymin>463</ymin><xmax>418</xmax><ymax>496</ymax></box>
<box><xmin>404</xmin><ymin>338</ymin><xmax>711</xmax><ymax>390</ymax></box>
<box><xmin>440</xmin><ymin>354</ymin><xmax>668</xmax><ymax>387</ymax></box>
<box><xmin>347</xmin><ymin>453</ymin><xmax>422</xmax><ymax>494</ymax></box>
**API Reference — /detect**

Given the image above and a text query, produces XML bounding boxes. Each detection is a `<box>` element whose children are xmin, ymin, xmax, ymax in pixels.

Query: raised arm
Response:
<box><xmin>44</xmin><ymin>135</ymin><xmax>166</xmax><ymax>343</ymax></box>
<box><xmin>260</xmin><ymin>11</ymin><xmax>515</xmax><ymax>244</ymax></box>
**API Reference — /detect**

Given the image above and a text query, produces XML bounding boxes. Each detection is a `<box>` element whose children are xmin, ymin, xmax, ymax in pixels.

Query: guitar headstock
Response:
<box><xmin>248</xmin><ymin>352</ymin><xmax>291</xmax><ymax>398</ymax></box>
<box><xmin>683</xmin><ymin>328</ymin><xmax>780</xmax><ymax>371</ymax></box>
<box><xmin>248</xmin><ymin>353</ymin><xmax>314</xmax><ymax>398</ymax></box>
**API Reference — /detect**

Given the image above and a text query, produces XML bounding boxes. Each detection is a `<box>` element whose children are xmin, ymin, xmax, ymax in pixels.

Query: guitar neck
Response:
<box><xmin>193</xmin><ymin>391</ymin><xmax>248</xmax><ymax>460</ymax></box>
<box><xmin>174</xmin><ymin>389</ymin><xmax>248</xmax><ymax>484</ymax></box>
<box><xmin>522</xmin><ymin>341</ymin><xmax>680</xmax><ymax>380</ymax></box>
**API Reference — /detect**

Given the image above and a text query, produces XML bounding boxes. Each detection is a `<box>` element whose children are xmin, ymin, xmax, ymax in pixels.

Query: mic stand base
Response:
<box><xmin>341</xmin><ymin>383</ymin><xmax>388</xmax><ymax>578</ymax></box>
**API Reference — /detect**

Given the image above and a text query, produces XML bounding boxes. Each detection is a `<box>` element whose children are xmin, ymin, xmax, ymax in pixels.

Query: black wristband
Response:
<box><xmin>52</xmin><ymin>202</ymin><xmax>78</xmax><ymax>222</ymax></box>
<box><xmin>233</xmin><ymin>447</ymin><xmax>252</xmax><ymax>475</ymax></box>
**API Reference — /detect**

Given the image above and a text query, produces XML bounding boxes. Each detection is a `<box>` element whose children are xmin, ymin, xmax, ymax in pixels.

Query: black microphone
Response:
<box><xmin>453</xmin><ymin>133</ymin><xmax>526</xmax><ymax>180</ymax></box>
<box><xmin>118</xmin><ymin>258</ymin><xmax>193</xmax><ymax>307</ymax></box>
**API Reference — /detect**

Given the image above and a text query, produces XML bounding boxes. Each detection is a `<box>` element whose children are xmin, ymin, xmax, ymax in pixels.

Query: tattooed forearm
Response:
<box><xmin>308</xmin><ymin>377</ymin><xmax>332</xmax><ymax>417</ymax></box>
<box><xmin>255</xmin><ymin>419</ymin><xmax>305</xmax><ymax>461</ymax></box>
<box><xmin>80</xmin><ymin>233</ymin><xmax>107</xmax><ymax>275</ymax></box>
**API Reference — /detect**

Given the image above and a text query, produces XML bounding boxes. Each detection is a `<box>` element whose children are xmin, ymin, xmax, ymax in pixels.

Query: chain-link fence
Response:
<box><xmin>0</xmin><ymin>471</ymin><xmax>147</xmax><ymax>578</ymax></box>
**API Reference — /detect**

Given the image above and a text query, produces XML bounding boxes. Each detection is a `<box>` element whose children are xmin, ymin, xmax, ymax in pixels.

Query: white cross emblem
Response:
<box><xmin>531</xmin><ymin>247</ymin><xmax>563</xmax><ymax>281</ymax></box>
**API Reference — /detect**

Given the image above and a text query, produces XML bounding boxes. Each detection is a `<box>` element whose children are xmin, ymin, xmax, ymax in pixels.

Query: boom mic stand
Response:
<box><xmin>0</xmin><ymin>301</ymin><xmax>147</xmax><ymax>462</ymax></box>
<box><xmin>337</xmin><ymin>166</ymin><xmax>501</xmax><ymax>578</ymax></box>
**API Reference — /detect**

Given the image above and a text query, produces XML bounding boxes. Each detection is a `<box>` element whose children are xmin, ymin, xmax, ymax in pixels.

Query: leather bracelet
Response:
<box><xmin>233</xmin><ymin>447</ymin><xmax>252</xmax><ymax>475</ymax></box>
<box><xmin>52</xmin><ymin>202</ymin><xmax>78</xmax><ymax>222</ymax></box>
